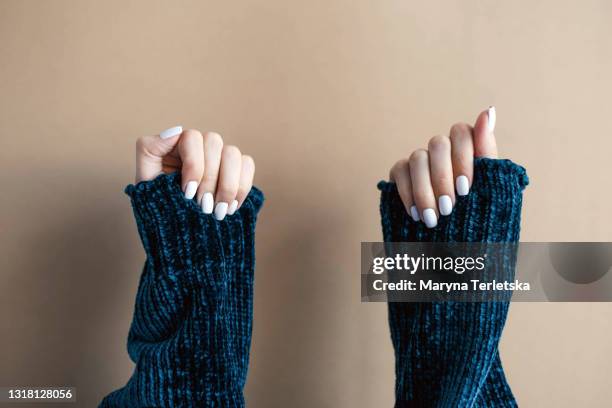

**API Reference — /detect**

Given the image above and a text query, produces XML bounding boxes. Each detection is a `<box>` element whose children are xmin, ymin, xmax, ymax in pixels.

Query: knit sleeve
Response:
<box><xmin>100</xmin><ymin>172</ymin><xmax>264</xmax><ymax>408</ymax></box>
<box><xmin>378</xmin><ymin>158</ymin><xmax>528</xmax><ymax>408</ymax></box>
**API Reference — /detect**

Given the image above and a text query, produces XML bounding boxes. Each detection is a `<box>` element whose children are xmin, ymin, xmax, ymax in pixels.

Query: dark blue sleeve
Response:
<box><xmin>100</xmin><ymin>172</ymin><xmax>264</xmax><ymax>408</ymax></box>
<box><xmin>379</xmin><ymin>158</ymin><xmax>528</xmax><ymax>408</ymax></box>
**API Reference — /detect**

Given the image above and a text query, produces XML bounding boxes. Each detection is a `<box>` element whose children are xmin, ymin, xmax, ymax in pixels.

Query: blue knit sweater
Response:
<box><xmin>100</xmin><ymin>172</ymin><xmax>264</xmax><ymax>407</ymax></box>
<box><xmin>378</xmin><ymin>158</ymin><xmax>529</xmax><ymax>407</ymax></box>
<box><xmin>101</xmin><ymin>158</ymin><xmax>527</xmax><ymax>407</ymax></box>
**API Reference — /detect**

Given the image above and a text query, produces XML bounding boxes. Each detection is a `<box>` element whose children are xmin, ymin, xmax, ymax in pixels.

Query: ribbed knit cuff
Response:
<box><xmin>378</xmin><ymin>158</ymin><xmax>528</xmax><ymax>243</ymax></box>
<box><xmin>125</xmin><ymin>172</ymin><xmax>264</xmax><ymax>286</ymax></box>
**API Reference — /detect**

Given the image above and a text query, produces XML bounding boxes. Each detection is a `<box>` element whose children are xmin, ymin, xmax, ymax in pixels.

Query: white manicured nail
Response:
<box><xmin>410</xmin><ymin>205</ymin><xmax>420</xmax><ymax>222</ymax></box>
<box><xmin>422</xmin><ymin>208</ymin><xmax>437</xmax><ymax>229</ymax></box>
<box><xmin>438</xmin><ymin>195</ymin><xmax>453</xmax><ymax>216</ymax></box>
<box><xmin>487</xmin><ymin>106</ymin><xmax>496</xmax><ymax>133</ymax></box>
<box><xmin>159</xmin><ymin>125</ymin><xmax>183</xmax><ymax>139</ymax></box>
<box><xmin>184</xmin><ymin>181</ymin><xmax>198</xmax><ymax>200</ymax></box>
<box><xmin>228</xmin><ymin>200</ymin><xmax>239</xmax><ymax>215</ymax></box>
<box><xmin>214</xmin><ymin>202</ymin><xmax>228</xmax><ymax>221</ymax></box>
<box><xmin>201</xmin><ymin>192</ymin><xmax>214</xmax><ymax>214</ymax></box>
<box><xmin>456</xmin><ymin>175</ymin><xmax>470</xmax><ymax>196</ymax></box>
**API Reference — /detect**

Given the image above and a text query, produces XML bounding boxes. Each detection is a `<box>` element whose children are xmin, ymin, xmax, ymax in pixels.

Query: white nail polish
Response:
<box><xmin>438</xmin><ymin>195</ymin><xmax>453</xmax><ymax>216</ymax></box>
<box><xmin>214</xmin><ymin>202</ymin><xmax>228</xmax><ymax>221</ymax></box>
<box><xmin>410</xmin><ymin>205</ymin><xmax>420</xmax><ymax>222</ymax></box>
<box><xmin>160</xmin><ymin>125</ymin><xmax>183</xmax><ymax>139</ymax></box>
<box><xmin>422</xmin><ymin>208</ymin><xmax>438</xmax><ymax>229</ymax></box>
<box><xmin>456</xmin><ymin>175</ymin><xmax>470</xmax><ymax>196</ymax></box>
<box><xmin>201</xmin><ymin>192</ymin><xmax>214</xmax><ymax>214</ymax></box>
<box><xmin>487</xmin><ymin>106</ymin><xmax>496</xmax><ymax>133</ymax></box>
<box><xmin>228</xmin><ymin>200</ymin><xmax>238</xmax><ymax>215</ymax></box>
<box><xmin>184</xmin><ymin>181</ymin><xmax>198</xmax><ymax>200</ymax></box>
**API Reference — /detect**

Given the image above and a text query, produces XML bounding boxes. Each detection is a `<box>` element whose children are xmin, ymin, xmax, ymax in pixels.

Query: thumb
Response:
<box><xmin>473</xmin><ymin>107</ymin><xmax>498</xmax><ymax>158</ymax></box>
<box><xmin>135</xmin><ymin>125</ymin><xmax>183</xmax><ymax>183</ymax></box>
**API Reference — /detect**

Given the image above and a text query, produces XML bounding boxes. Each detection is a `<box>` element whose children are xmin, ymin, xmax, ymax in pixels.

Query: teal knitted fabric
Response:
<box><xmin>378</xmin><ymin>158</ymin><xmax>529</xmax><ymax>408</ymax></box>
<box><xmin>100</xmin><ymin>172</ymin><xmax>264</xmax><ymax>408</ymax></box>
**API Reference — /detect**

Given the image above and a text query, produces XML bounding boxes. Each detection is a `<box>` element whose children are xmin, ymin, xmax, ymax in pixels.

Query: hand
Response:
<box><xmin>389</xmin><ymin>107</ymin><xmax>498</xmax><ymax>228</ymax></box>
<box><xmin>136</xmin><ymin>126</ymin><xmax>255</xmax><ymax>221</ymax></box>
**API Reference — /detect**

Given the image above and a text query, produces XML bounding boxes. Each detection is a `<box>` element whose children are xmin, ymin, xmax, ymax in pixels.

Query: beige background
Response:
<box><xmin>1</xmin><ymin>1</ymin><xmax>611</xmax><ymax>407</ymax></box>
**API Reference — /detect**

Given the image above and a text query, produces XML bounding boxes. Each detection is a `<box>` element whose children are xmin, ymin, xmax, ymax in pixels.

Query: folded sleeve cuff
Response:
<box><xmin>378</xmin><ymin>158</ymin><xmax>529</xmax><ymax>243</ymax></box>
<box><xmin>124</xmin><ymin>172</ymin><xmax>264</xmax><ymax>279</ymax></box>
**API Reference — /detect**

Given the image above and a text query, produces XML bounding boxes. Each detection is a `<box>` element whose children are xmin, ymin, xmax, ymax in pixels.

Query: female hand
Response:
<box><xmin>389</xmin><ymin>107</ymin><xmax>498</xmax><ymax>228</ymax></box>
<box><xmin>135</xmin><ymin>126</ymin><xmax>255</xmax><ymax>221</ymax></box>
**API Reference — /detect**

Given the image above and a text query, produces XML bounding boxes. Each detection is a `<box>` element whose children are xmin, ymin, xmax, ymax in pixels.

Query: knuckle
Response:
<box><xmin>393</xmin><ymin>158</ymin><xmax>409</xmax><ymax>170</ymax></box>
<box><xmin>183</xmin><ymin>128</ymin><xmax>203</xmax><ymax>139</ymax></box>
<box><xmin>409</xmin><ymin>149</ymin><xmax>428</xmax><ymax>164</ymax></box>
<box><xmin>428</xmin><ymin>135</ymin><xmax>449</xmax><ymax>151</ymax></box>
<box><xmin>450</xmin><ymin>122</ymin><xmax>471</xmax><ymax>137</ymax></box>
<box><xmin>389</xmin><ymin>159</ymin><xmax>409</xmax><ymax>179</ymax></box>
<box><xmin>223</xmin><ymin>144</ymin><xmax>241</xmax><ymax>157</ymax></box>
<box><xmin>204</xmin><ymin>131</ymin><xmax>224</xmax><ymax>149</ymax></box>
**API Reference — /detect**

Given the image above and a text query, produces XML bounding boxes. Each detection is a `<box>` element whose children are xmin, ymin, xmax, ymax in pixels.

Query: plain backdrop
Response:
<box><xmin>1</xmin><ymin>1</ymin><xmax>611</xmax><ymax>407</ymax></box>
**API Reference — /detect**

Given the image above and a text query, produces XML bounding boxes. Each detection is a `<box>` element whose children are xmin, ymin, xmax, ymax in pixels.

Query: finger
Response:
<box><xmin>428</xmin><ymin>135</ymin><xmax>454</xmax><ymax>216</ymax></box>
<box><xmin>214</xmin><ymin>145</ymin><xmax>242</xmax><ymax>221</ymax></box>
<box><xmin>390</xmin><ymin>159</ymin><xmax>419</xmax><ymax>222</ymax></box>
<box><xmin>450</xmin><ymin>123</ymin><xmax>474</xmax><ymax>196</ymax></box>
<box><xmin>135</xmin><ymin>125</ymin><xmax>183</xmax><ymax>183</ymax></box>
<box><xmin>473</xmin><ymin>106</ymin><xmax>498</xmax><ymax>158</ymax></box>
<box><xmin>409</xmin><ymin>149</ymin><xmax>438</xmax><ymax>228</ymax></box>
<box><xmin>196</xmin><ymin>131</ymin><xmax>224</xmax><ymax>214</ymax></box>
<box><xmin>232</xmin><ymin>154</ymin><xmax>255</xmax><ymax>214</ymax></box>
<box><xmin>177</xmin><ymin>129</ymin><xmax>204</xmax><ymax>199</ymax></box>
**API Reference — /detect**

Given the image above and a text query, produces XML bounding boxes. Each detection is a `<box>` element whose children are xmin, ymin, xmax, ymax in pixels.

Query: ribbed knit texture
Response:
<box><xmin>100</xmin><ymin>172</ymin><xmax>264</xmax><ymax>408</ymax></box>
<box><xmin>378</xmin><ymin>158</ymin><xmax>529</xmax><ymax>408</ymax></box>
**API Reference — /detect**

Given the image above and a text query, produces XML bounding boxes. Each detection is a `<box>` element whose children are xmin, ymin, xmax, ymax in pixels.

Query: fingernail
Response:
<box><xmin>410</xmin><ymin>205</ymin><xmax>420</xmax><ymax>222</ymax></box>
<box><xmin>487</xmin><ymin>106</ymin><xmax>496</xmax><ymax>133</ymax></box>
<box><xmin>422</xmin><ymin>208</ymin><xmax>438</xmax><ymax>229</ymax></box>
<box><xmin>214</xmin><ymin>202</ymin><xmax>228</xmax><ymax>221</ymax></box>
<box><xmin>228</xmin><ymin>200</ymin><xmax>239</xmax><ymax>215</ymax></box>
<box><xmin>160</xmin><ymin>125</ymin><xmax>183</xmax><ymax>139</ymax></box>
<box><xmin>184</xmin><ymin>181</ymin><xmax>198</xmax><ymax>200</ymax></box>
<box><xmin>438</xmin><ymin>195</ymin><xmax>453</xmax><ymax>216</ymax></box>
<box><xmin>456</xmin><ymin>175</ymin><xmax>470</xmax><ymax>196</ymax></box>
<box><xmin>201</xmin><ymin>192</ymin><xmax>214</xmax><ymax>214</ymax></box>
